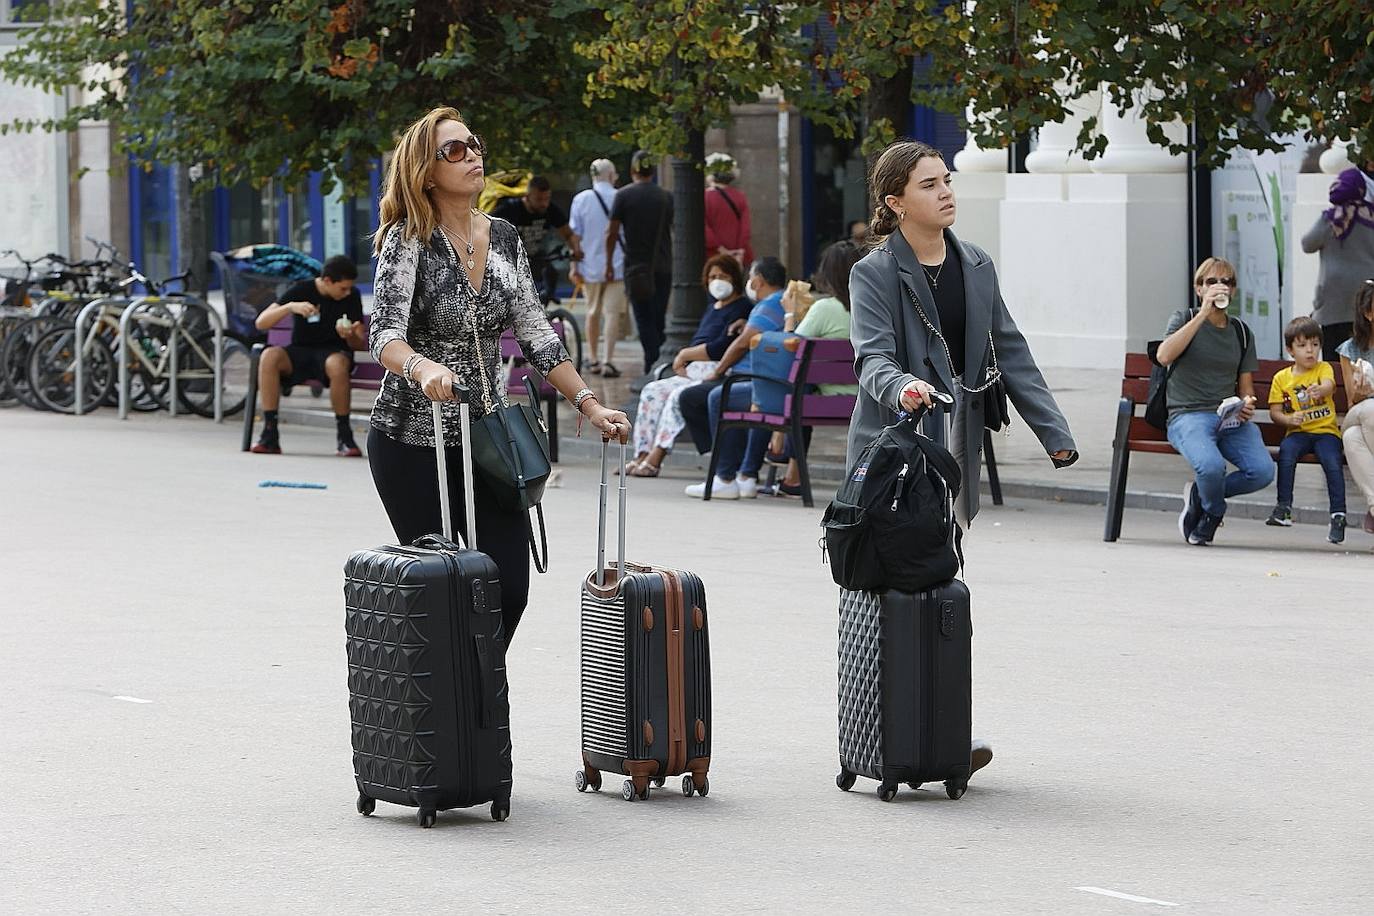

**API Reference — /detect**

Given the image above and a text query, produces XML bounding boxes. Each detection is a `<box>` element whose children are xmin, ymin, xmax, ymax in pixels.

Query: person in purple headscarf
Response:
<box><xmin>1301</xmin><ymin>163</ymin><xmax>1374</xmax><ymax>360</ymax></box>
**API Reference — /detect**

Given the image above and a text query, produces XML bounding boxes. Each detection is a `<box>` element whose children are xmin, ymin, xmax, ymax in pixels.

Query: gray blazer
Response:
<box><xmin>846</xmin><ymin>228</ymin><xmax>1076</xmax><ymax>523</ymax></box>
<box><xmin>1300</xmin><ymin>214</ymin><xmax>1374</xmax><ymax>328</ymax></box>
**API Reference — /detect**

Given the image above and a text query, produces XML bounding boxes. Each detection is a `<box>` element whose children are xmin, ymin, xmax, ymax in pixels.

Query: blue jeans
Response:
<box><xmin>709</xmin><ymin>383</ymin><xmax>770</xmax><ymax>480</ymax></box>
<box><xmin>1166</xmin><ymin>410</ymin><xmax>1275</xmax><ymax>517</ymax></box>
<box><xmin>1276</xmin><ymin>431</ymin><xmax>1346</xmax><ymax>513</ymax></box>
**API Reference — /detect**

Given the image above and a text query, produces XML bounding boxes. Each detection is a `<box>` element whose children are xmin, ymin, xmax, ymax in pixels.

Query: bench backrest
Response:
<box><xmin>265</xmin><ymin>314</ymin><xmax>384</xmax><ymax>386</ymax></box>
<box><xmin>785</xmin><ymin>337</ymin><xmax>858</xmax><ymax>420</ymax></box>
<box><xmin>499</xmin><ymin>321</ymin><xmax>564</xmax><ymax>399</ymax></box>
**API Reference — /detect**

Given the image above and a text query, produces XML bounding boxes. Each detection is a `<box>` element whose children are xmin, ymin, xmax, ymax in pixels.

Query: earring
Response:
<box><xmin>899</xmin><ymin>210</ymin><xmax>907</xmax><ymax>221</ymax></box>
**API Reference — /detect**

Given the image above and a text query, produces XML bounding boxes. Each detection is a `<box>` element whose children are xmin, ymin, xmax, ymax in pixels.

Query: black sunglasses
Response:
<box><xmin>1202</xmin><ymin>277</ymin><xmax>1237</xmax><ymax>287</ymax></box>
<box><xmin>436</xmin><ymin>135</ymin><xmax>486</xmax><ymax>163</ymax></box>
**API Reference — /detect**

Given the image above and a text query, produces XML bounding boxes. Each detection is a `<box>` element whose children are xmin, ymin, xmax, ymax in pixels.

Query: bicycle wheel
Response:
<box><xmin>123</xmin><ymin>319</ymin><xmax>173</xmax><ymax>411</ymax></box>
<box><xmin>174</xmin><ymin>332</ymin><xmax>250</xmax><ymax>417</ymax></box>
<box><xmin>545</xmin><ymin>306</ymin><xmax>584</xmax><ymax>377</ymax></box>
<box><xmin>1</xmin><ymin>316</ymin><xmax>67</xmax><ymax>410</ymax></box>
<box><xmin>26</xmin><ymin>325</ymin><xmax>115</xmax><ymax>414</ymax></box>
<box><xmin>0</xmin><ymin>313</ymin><xmax>26</xmax><ymax>407</ymax></box>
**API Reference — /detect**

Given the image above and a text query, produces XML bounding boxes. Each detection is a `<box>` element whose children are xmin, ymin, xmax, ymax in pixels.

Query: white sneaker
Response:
<box><xmin>735</xmin><ymin>476</ymin><xmax>758</xmax><ymax>499</ymax></box>
<box><xmin>685</xmin><ymin>477</ymin><xmax>739</xmax><ymax>499</ymax></box>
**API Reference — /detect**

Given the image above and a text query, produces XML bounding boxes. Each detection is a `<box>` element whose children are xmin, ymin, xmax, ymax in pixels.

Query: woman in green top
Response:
<box><xmin>768</xmin><ymin>241</ymin><xmax>862</xmax><ymax>496</ymax></box>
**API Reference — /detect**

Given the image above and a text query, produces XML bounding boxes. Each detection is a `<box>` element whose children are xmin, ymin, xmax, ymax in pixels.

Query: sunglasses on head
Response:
<box><xmin>1202</xmin><ymin>277</ymin><xmax>1237</xmax><ymax>287</ymax></box>
<box><xmin>436</xmin><ymin>135</ymin><xmax>486</xmax><ymax>163</ymax></box>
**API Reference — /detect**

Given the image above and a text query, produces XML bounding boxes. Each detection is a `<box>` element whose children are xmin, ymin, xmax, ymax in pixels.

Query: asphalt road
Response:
<box><xmin>1</xmin><ymin>409</ymin><xmax>1369</xmax><ymax>914</ymax></box>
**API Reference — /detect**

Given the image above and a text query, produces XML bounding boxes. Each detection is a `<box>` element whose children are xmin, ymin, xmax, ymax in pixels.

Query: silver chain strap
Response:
<box><xmin>901</xmin><ymin>281</ymin><xmax>1002</xmax><ymax>395</ymax></box>
<box><xmin>437</xmin><ymin>227</ymin><xmax>500</xmax><ymax>414</ymax></box>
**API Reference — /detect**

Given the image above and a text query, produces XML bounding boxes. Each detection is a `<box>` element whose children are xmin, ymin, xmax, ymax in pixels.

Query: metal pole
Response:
<box><xmin>118</xmin><ymin>297</ymin><xmax>146</xmax><ymax>420</ymax></box>
<box><xmin>167</xmin><ymin>299</ymin><xmax>178</xmax><ymax>418</ymax></box>
<box><xmin>73</xmin><ymin>299</ymin><xmax>101</xmax><ymax>416</ymax></box>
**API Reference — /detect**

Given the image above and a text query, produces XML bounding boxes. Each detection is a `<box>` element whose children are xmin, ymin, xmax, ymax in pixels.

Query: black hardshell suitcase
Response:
<box><xmin>576</xmin><ymin>440</ymin><xmax>712</xmax><ymax>802</ymax></box>
<box><xmin>345</xmin><ymin>397</ymin><xmax>513</xmax><ymax>827</ymax></box>
<box><xmin>836</xmin><ymin>580</ymin><xmax>973</xmax><ymax>801</ymax></box>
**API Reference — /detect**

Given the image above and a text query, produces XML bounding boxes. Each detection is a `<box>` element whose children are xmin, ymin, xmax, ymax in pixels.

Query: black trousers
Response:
<box><xmin>678</xmin><ymin>378</ymin><xmax>724</xmax><ymax>454</ymax></box>
<box><xmin>629</xmin><ymin>270</ymin><xmax>672</xmax><ymax>374</ymax></box>
<box><xmin>367</xmin><ymin>428</ymin><xmax>531</xmax><ymax>643</ymax></box>
<box><xmin>1322</xmin><ymin>322</ymin><xmax>1354</xmax><ymax>362</ymax></box>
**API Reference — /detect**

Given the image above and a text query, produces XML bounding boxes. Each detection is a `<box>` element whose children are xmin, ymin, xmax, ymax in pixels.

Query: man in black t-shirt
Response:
<box><xmin>491</xmin><ymin>175</ymin><xmax>583</xmax><ymax>302</ymax></box>
<box><xmin>250</xmin><ymin>255</ymin><xmax>366</xmax><ymax>456</ymax></box>
<box><xmin>606</xmin><ymin>150</ymin><xmax>674</xmax><ymax>374</ymax></box>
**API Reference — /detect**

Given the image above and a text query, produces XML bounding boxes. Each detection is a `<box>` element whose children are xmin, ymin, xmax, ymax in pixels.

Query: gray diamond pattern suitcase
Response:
<box><xmin>837</xmin><ymin>581</ymin><xmax>973</xmax><ymax>801</ymax></box>
<box><xmin>345</xmin><ymin>397</ymin><xmax>513</xmax><ymax>827</ymax></box>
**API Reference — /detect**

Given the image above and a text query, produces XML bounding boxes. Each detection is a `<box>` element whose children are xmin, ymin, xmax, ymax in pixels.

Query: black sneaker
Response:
<box><xmin>1179</xmin><ymin>482</ymin><xmax>1203</xmax><ymax>543</ymax></box>
<box><xmin>1266</xmin><ymin>504</ymin><xmax>1293</xmax><ymax>527</ymax></box>
<box><xmin>1188</xmin><ymin>512</ymin><xmax>1223</xmax><ymax>546</ymax></box>
<box><xmin>1328</xmin><ymin>513</ymin><xmax>1347</xmax><ymax>544</ymax></box>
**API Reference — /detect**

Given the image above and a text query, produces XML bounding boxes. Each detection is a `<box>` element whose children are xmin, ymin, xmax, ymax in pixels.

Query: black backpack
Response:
<box><xmin>821</xmin><ymin>415</ymin><xmax>963</xmax><ymax>593</ymax></box>
<box><xmin>1144</xmin><ymin>310</ymin><xmax>1249</xmax><ymax>430</ymax></box>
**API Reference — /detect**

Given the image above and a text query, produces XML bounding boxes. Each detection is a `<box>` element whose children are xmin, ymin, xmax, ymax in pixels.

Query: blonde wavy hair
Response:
<box><xmin>372</xmin><ymin>106</ymin><xmax>465</xmax><ymax>254</ymax></box>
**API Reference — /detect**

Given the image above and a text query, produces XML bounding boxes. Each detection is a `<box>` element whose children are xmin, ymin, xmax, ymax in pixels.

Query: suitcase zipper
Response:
<box><xmin>443</xmin><ymin>550</ymin><xmax>474</xmax><ymax>808</ymax></box>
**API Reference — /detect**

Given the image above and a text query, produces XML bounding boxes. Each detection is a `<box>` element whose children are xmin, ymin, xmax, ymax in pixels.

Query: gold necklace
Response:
<box><xmin>441</xmin><ymin>209</ymin><xmax>481</xmax><ymax>272</ymax></box>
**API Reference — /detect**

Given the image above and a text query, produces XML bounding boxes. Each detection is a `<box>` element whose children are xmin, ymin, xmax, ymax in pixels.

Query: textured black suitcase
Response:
<box><xmin>836</xmin><ymin>581</ymin><xmax>973</xmax><ymax>801</ymax></box>
<box><xmin>576</xmin><ymin>440</ymin><xmax>712</xmax><ymax>802</ymax></box>
<box><xmin>345</xmin><ymin>398</ymin><xmax>513</xmax><ymax>827</ymax></box>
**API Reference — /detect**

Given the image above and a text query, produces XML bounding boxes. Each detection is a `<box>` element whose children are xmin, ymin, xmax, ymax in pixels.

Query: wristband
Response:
<box><xmin>573</xmin><ymin>388</ymin><xmax>597</xmax><ymax>412</ymax></box>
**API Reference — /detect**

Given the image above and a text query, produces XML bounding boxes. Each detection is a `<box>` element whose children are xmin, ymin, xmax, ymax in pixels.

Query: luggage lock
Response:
<box><xmin>940</xmin><ymin>600</ymin><xmax>955</xmax><ymax>638</ymax></box>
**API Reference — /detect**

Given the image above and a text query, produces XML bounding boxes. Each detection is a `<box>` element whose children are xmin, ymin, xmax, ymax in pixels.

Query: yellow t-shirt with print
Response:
<box><xmin>1267</xmin><ymin>362</ymin><xmax>1340</xmax><ymax>437</ymax></box>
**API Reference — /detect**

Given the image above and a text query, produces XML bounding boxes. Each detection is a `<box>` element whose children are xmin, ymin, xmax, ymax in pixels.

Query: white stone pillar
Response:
<box><xmin>953</xmin><ymin>104</ymin><xmax>1007</xmax><ymax>173</ymax></box>
<box><xmin>1090</xmin><ymin>88</ymin><xmax>1187</xmax><ymax>174</ymax></box>
<box><xmin>1319</xmin><ymin>139</ymin><xmax>1354</xmax><ymax>175</ymax></box>
<box><xmin>1025</xmin><ymin>86</ymin><xmax>1101</xmax><ymax>174</ymax></box>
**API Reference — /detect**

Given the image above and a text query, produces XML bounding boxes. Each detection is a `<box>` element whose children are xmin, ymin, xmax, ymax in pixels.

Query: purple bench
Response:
<box><xmin>702</xmin><ymin>336</ymin><xmax>1004</xmax><ymax>508</ymax></box>
<box><xmin>239</xmin><ymin>316</ymin><xmax>384</xmax><ymax>451</ymax></box>
<box><xmin>499</xmin><ymin>323</ymin><xmax>564</xmax><ymax>463</ymax></box>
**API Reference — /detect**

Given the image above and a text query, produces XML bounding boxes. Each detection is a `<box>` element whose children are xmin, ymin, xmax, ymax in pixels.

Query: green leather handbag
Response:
<box><xmin>469</xmin><ymin>373</ymin><xmax>552</xmax><ymax>571</ymax></box>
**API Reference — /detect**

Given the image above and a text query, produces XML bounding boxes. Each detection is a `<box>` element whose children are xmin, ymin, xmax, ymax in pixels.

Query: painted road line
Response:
<box><xmin>111</xmin><ymin>695</ymin><xmax>153</xmax><ymax>704</ymax></box>
<box><xmin>1075</xmin><ymin>887</ymin><xmax>1180</xmax><ymax>907</ymax></box>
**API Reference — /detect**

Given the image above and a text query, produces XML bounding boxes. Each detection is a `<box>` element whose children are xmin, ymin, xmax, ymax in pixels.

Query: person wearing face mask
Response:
<box><xmin>678</xmin><ymin>256</ymin><xmax>789</xmax><ymax>498</ymax></box>
<box><xmin>621</xmin><ymin>254</ymin><xmax>751</xmax><ymax>477</ymax></box>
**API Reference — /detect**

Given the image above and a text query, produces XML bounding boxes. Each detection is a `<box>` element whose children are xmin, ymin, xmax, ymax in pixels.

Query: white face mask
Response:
<box><xmin>707</xmin><ymin>278</ymin><xmax>734</xmax><ymax>301</ymax></box>
<box><xmin>745</xmin><ymin>277</ymin><xmax>760</xmax><ymax>302</ymax></box>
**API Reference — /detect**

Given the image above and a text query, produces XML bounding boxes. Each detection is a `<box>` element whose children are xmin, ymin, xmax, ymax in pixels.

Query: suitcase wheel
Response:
<box><xmin>356</xmin><ymin>794</ymin><xmax>376</xmax><ymax>816</ymax></box>
<box><xmin>908</xmin><ymin>782</ymin><xmax>923</xmax><ymax>791</ymax></box>
<box><xmin>944</xmin><ymin>779</ymin><xmax>967</xmax><ymax>801</ymax></box>
<box><xmin>491</xmin><ymin>801</ymin><xmax>510</xmax><ymax>822</ymax></box>
<box><xmin>575</xmin><ymin>769</ymin><xmax>602</xmax><ymax>793</ymax></box>
<box><xmin>652</xmin><ymin>776</ymin><xmax>665</xmax><ymax>788</ymax></box>
<box><xmin>877</xmin><ymin>781</ymin><xmax>898</xmax><ymax>803</ymax></box>
<box><xmin>695</xmin><ymin>776</ymin><xmax>709</xmax><ymax>797</ymax></box>
<box><xmin>621</xmin><ymin>780</ymin><xmax>637</xmax><ymax>802</ymax></box>
<box><xmin>681</xmin><ymin>774</ymin><xmax>708</xmax><ymax>797</ymax></box>
<box><xmin>836</xmin><ymin>770</ymin><xmax>856</xmax><ymax>792</ymax></box>
<box><xmin>417</xmin><ymin>808</ymin><xmax>437</xmax><ymax>828</ymax></box>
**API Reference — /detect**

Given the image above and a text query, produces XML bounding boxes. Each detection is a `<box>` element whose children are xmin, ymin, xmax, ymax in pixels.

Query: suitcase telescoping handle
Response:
<box><xmin>595</xmin><ymin>436</ymin><xmax>628</xmax><ymax>588</ymax></box>
<box><xmin>431</xmin><ymin>391</ymin><xmax>479</xmax><ymax>551</ymax></box>
<box><xmin>897</xmin><ymin>388</ymin><xmax>955</xmax><ymax>425</ymax></box>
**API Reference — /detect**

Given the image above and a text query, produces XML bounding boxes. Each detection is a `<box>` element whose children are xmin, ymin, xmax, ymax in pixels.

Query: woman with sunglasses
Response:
<box><xmin>1156</xmin><ymin>257</ymin><xmax>1273</xmax><ymax>546</ymax></box>
<box><xmin>367</xmin><ymin>106</ymin><xmax>630</xmax><ymax>642</ymax></box>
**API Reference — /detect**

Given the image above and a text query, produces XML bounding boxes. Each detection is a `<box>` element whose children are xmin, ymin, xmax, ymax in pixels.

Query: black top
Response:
<box><xmin>280</xmin><ymin>279</ymin><xmax>364</xmax><ymax>350</ymax></box>
<box><xmin>921</xmin><ymin>244</ymin><xmax>966</xmax><ymax>376</ymax></box>
<box><xmin>490</xmin><ymin>197</ymin><xmax>568</xmax><ymax>265</ymax></box>
<box><xmin>611</xmin><ymin>180</ymin><xmax>673</xmax><ymax>271</ymax></box>
<box><xmin>690</xmin><ymin>295</ymin><xmax>754</xmax><ymax>361</ymax></box>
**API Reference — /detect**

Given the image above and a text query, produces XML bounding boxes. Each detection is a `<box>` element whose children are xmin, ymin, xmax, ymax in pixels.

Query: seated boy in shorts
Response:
<box><xmin>250</xmin><ymin>255</ymin><xmax>366</xmax><ymax>456</ymax></box>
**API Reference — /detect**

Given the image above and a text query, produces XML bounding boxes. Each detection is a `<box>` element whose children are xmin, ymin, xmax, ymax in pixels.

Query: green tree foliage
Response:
<box><xmin>0</xmin><ymin>0</ymin><xmax>634</xmax><ymax>194</ymax></box>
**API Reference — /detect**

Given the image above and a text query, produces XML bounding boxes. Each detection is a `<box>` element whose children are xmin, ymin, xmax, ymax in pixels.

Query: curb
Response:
<box><xmin>280</xmin><ymin>406</ymin><xmax>1359</xmax><ymax>530</ymax></box>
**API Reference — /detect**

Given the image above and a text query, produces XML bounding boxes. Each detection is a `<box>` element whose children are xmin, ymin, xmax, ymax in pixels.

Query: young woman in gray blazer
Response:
<box><xmin>846</xmin><ymin>140</ymin><xmax>1079</xmax><ymax>782</ymax></box>
<box><xmin>848</xmin><ymin>140</ymin><xmax>1078</xmax><ymax>528</ymax></box>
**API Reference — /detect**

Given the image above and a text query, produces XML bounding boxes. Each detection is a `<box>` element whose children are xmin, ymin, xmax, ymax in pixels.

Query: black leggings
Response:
<box><xmin>367</xmin><ymin>428</ymin><xmax>531</xmax><ymax>643</ymax></box>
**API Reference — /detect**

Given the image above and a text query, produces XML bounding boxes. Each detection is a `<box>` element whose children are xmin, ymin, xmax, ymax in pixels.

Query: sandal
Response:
<box><xmin>629</xmin><ymin>462</ymin><xmax>660</xmax><ymax>478</ymax></box>
<box><xmin>585</xmin><ymin>360</ymin><xmax>603</xmax><ymax>376</ymax></box>
<box><xmin>600</xmin><ymin>363</ymin><xmax>621</xmax><ymax>378</ymax></box>
<box><xmin>616</xmin><ymin>458</ymin><xmax>642</xmax><ymax>476</ymax></box>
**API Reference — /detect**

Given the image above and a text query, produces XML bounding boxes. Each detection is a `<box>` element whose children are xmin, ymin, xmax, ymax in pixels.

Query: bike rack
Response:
<box><xmin>73</xmin><ymin>296</ymin><xmax>132</xmax><ymax>416</ymax></box>
<box><xmin>117</xmin><ymin>295</ymin><xmax>224</xmax><ymax>423</ymax></box>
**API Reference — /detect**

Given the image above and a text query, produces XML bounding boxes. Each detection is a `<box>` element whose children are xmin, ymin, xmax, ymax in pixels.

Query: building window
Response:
<box><xmin>226</xmin><ymin>182</ymin><xmax>280</xmax><ymax>249</ymax></box>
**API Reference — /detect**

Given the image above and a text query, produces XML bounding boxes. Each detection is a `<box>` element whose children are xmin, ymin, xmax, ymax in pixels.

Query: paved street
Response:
<box><xmin>1</xmin><ymin>408</ymin><xmax>1370</xmax><ymax>914</ymax></box>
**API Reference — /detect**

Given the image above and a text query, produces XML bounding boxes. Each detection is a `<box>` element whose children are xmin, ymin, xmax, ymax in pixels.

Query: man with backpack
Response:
<box><xmin>570</xmin><ymin>158</ymin><xmax>626</xmax><ymax>378</ymax></box>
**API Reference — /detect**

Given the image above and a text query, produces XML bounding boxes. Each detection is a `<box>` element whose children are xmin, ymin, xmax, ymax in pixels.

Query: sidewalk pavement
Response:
<box><xmin>0</xmin><ymin>406</ymin><xmax>1368</xmax><ymax>912</ymax></box>
<box><xmin>274</xmin><ymin>329</ymin><xmax>1368</xmax><ymax>533</ymax></box>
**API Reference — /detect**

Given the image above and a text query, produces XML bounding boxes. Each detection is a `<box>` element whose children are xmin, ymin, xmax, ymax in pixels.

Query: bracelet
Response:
<box><xmin>573</xmin><ymin>387</ymin><xmax>597</xmax><ymax>412</ymax></box>
<box><xmin>402</xmin><ymin>354</ymin><xmax>425</xmax><ymax>383</ymax></box>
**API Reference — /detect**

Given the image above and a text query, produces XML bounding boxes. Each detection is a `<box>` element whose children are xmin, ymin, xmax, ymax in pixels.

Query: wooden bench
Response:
<box><xmin>1104</xmin><ymin>353</ymin><xmax>1350</xmax><ymax>541</ymax></box>
<box><xmin>700</xmin><ymin>336</ymin><xmax>1004</xmax><ymax>508</ymax></box>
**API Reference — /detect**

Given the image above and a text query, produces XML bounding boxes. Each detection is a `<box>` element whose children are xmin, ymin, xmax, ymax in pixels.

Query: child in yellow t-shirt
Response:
<box><xmin>1266</xmin><ymin>316</ymin><xmax>1346</xmax><ymax>542</ymax></box>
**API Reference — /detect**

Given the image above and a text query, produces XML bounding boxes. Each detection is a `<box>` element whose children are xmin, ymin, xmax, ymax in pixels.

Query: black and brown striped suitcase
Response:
<box><xmin>576</xmin><ymin>440</ymin><xmax>712</xmax><ymax>802</ymax></box>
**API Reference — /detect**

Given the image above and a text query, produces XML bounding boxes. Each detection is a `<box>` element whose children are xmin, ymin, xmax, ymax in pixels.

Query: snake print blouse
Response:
<box><xmin>368</xmin><ymin>216</ymin><xmax>569</xmax><ymax>447</ymax></box>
